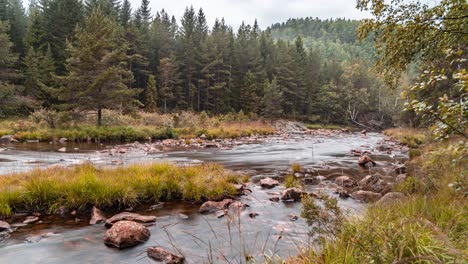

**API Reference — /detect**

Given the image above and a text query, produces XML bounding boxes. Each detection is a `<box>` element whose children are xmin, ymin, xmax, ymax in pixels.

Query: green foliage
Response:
<box><xmin>358</xmin><ymin>0</ymin><xmax>468</xmax><ymax>139</ymax></box>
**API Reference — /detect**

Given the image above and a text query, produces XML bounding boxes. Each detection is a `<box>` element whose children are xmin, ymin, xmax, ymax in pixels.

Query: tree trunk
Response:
<box><xmin>97</xmin><ymin>107</ymin><xmax>102</xmax><ymax>127</ymax></box>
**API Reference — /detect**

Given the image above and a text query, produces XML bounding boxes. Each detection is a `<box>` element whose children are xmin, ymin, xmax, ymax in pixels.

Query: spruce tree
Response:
<box><xmin>262</xmin><ymin>77</ymin><xmax>283</xmax><ymax>117</ymax></box>
<box><xmin>119</xmin><ymin>0</ymin><xmax>131</xmax><ymax>28</ymax></box>
<box><xmin>56</xmin><ymin>9</ymin><xmax>139</xmax><ymax>126</ymax></box>
<box><xmin>145</xmin><ymin>74</ymin><xmax>157</xmax><ymax>112</ymax></box>
<box><xmin>158</xmin><ymin>56</ymin><xmax>179</xmax><ymax>112</ymax></box>
<box><xmin>240</xmin><ymin>71</ymin><xmax>259</xmax><ymax>114</ymax></box>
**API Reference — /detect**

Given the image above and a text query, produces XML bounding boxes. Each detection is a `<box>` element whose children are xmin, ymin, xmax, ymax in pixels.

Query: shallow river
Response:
<box><xmin>0</xmin><ymin>133</ymin><xmax>406</xmax><ymax>264</ymax></box>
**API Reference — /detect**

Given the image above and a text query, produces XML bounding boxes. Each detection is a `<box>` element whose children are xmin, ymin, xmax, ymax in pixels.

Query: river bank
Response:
<box><xmin>294</xmin><ymin>129</ymin><xmax>467</xmax><ymax>263</ymax></box>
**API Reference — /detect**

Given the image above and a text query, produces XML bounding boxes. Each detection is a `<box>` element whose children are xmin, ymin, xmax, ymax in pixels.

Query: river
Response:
<box><xmin>0</xmin><ymin>132</ymin><xmax>407</xmax><ymax>263</ymax></box>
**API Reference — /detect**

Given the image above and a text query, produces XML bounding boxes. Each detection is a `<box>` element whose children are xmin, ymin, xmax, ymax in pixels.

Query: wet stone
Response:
<box><xmin>147</xmin><ymin>246</ymin><xmax>185</xmax><ymax>264</ymax></box>
<box><xmin>23</xmin><ymin>216</ymin><xmax>39</xmax><ymax>224</ymax></box>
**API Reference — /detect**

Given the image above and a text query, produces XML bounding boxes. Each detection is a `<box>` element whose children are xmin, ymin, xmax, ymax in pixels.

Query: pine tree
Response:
<box><xmin>158</xmin><ymin>56</ymin><xmax>180</xmax><ymax>112</ymax></box>
<box><xmin>145</xmin><ymin>74</ymin><xmax>157</xmax><ymax>112</ymax></box>
<box><xmin>0</xmin><ymin>21</ymin><xmax>29</xmax><ymax>116</ymax></box>
<box><xmin>1</xmin><ymin>0</ymin><xmax>27</xmax><ymax>55</ymax></box>
<box><xmin>240</xmin><ymin>71</ymin><xmax>259</xmax><ymax>114</ymax></box>
<box><xmin>119</xmin><ymin>0</ymin><xmax>131</xmax><ymax>28</ymax></box>
<box><xmin>262</xmin><ymin>77</ymin><xmax>283</xmax><ymax>117</ymax></box>
<box><xmin>56</xmin><ymin>9</ymin><xmax>139</xmax><ymax>126</ymax></box>
<box><xmin>178</xmin><ymin>6</ymin><xmax>197</xmax><ymax>110</ymax></box>
<box><xmin>43</xmin><ymin>0</ymin><xmax>84</xmax><ymax>73</ymax></box>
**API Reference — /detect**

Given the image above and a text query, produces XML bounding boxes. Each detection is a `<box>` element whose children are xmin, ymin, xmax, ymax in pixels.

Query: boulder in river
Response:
<box><xmin>351</xmin><ymin>190</ymin><xmax>382</xmax><ymax>203</ymax></box>
<box><xmin>89</xmin><ymin>207</ymin><xmax>106</xmax><ymax>225</ymax></box>
<box><xmin>0</xmin><ymin>221</ymin><xmax>11</xmax><ymax>232</ymax></box>
<box><xmin>0</xmin><ymin>135</ymin><xmax>17</xmax><ymax>144</ymax></box>
<box><xmin>259</xmin><ymin>177</ymin><xmax>279</xmax><ymax>189</ymax></box>
<box><xmin>199</xmin><ymin>199</ymin><xmax>233</xmax><ymax>214</ymax></box>
<box><xmin>359</xmin><ymin>174</ymin><xmax>380</xmax><ymax>186</ymax></box>
<box><xmin>104</xmin><ymin>221</ymin><xmax>150</xmax><ymax>249</ymax></box>
<box><xmin>377</xmin><ymin>192</ymin><xmax>405</xmax><ymax>206</ymax></box>
<box><xmin>281</xmin><ymin>188</ymin><xmax>305</xmax><ymax>202</ymax></box>
<box><xmin>105</xmin><ymin>212</ymin><xmax>157</xmax><ymax>228</ymax></box>
<box><xmin>334</xmin><ymin>176</ymin><xmax>356</xmax><ymax>188</ymax></box>
<box><xmin>358</xmin><ymin>155</ymin><xmax>376</xmax><ymax>167</ymax></box>
<box><xmin>147</xmin><ymin>246</ymin><xmax>185</xmax><ymax>264</ymax></box>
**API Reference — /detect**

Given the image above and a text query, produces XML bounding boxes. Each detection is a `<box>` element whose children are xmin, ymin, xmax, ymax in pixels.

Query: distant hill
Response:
<box><xmin>268</xmin><ymin>17</ymin><xmax>375</xmax><ymax>61</ymax></box>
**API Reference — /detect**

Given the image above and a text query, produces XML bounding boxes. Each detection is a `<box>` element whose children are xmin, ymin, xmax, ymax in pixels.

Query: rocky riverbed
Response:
<box><xmin>0</xmin><ymin>126</ymin><xmax>408</xmax><ymax>263</ymax></box>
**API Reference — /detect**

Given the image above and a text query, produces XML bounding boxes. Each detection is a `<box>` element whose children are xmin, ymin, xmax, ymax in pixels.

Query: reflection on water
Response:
<box><xmin>0</xmin><ymin>133</ymin><xmax>406</xmax><ymax>263</ymax></box>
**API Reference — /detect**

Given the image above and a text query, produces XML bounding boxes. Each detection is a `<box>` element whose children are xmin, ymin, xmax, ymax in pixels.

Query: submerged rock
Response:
<box><xmin>23</xmin><ymin>216</ymin><xmax>39</xmax><ymax>224</ymax></box>
<box><xmin>147</xmin><ymin>246</ymin><xmax>185</xmax><ymax>264</ymax></box>
<box><xmin>259</xmin><ymin>177</ymin><xmax>279</xmax><ymax>189</ymax></box>
<box><xmin>105</xmin><ymin>212</ymin><xmax>157</xmax><ymax>228</ymax></box>
<box><xmin>228</xmin><ymin>201</ymin><xmax>246</xmax><ymax>213</ymax></box>
<box><xmin>281</xmin><ymin>188</ymin><xmax>305</xmax><ymax>202</ymax></box>
<box><xmin>89</xmin><ymin>207</ymin><xmax>106</xmax><ymax>225</ymax></box>
<box><xmin>104</xmin><ymin>221</ymin><xmax>150</xmax><ymax>249</ymax></box>
<box><xmin>199</xmin><ymin>199</ymin><xmax>233</xmax><ymax>214</ymax></box>
<box><xmin>351</xmin><ymin>190</ymin><xmax>382</xmax><ymax>203</ymax></box>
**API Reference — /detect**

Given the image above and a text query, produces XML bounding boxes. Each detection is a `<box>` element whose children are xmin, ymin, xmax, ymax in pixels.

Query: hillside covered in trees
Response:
<box><xmin>0</xmin><ymin>0</ymin><xmax>399</xmax><ymax>126</ymax></box>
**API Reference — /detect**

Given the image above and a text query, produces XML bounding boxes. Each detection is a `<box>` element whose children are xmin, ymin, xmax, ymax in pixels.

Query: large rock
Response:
<box><xmin>334</xmin><ymin>176</ymin><xmax>356</xmax><ymax>187</ymax></box>
<box><xmin>147</xmin><ymin>246</ymin><xmax>185</xmax><ymax>264</ymax></box>
<box><xmin>359</xmin><ymin>174</ymin><xmax>380</xmax><ymax>186</ymax></box>
<box><xmin>105</xmin><ymin>212</ymin><xmax>157</xmax><ymax>228</ymax></box>
<box><xmin>199</xmin><ymin>199</ymin><xmax>233</xmax><ymax>214</ymax></box>
<box><xmin>358</xmin><ymin>155</ymin><xmax>376</xmax><ymax>167</ymax></box>
<box><xmin>0</xmin><ymin>221</ymin><xmax>11</xmax><ymax>232</ymax></box>
<box><xmin>0</xmin><ymin>135</ymin><xmax>16</xmax><ymax>144</ymax></box>
<box><xmin>89</xmin><ymin>206</ymin><xmax>106</xmax><ymax>225</ymax></box>
<box><xmin>281</xmin><ymin>188</ymin><xmax>305</xmax><ymax>202</ymax></box>
<box><xmin>103</xmin><ymin>221</ymin><xmax>150</xmax><ymax>249</ymax></box>
<box><xmin>377</xmin><ymin>192</ymin><xmax>405</xmax><ymax>206</ymax></box>
<box><xmin>259</xmin><ymin>177</ymin><xmax>279</xmax><ymax>189</ymax></box>
<box><xmin>351</xmin><ymin>190</ymin><xmax>382</xmax><ymax>203</ymax></box>
<box><xmin>396</xmin><ymin>174</ymin><xmax>407</xmax><ymax>183</ymax></box>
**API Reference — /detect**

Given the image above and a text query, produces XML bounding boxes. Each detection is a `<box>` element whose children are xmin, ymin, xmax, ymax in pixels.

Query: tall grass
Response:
<box><xmin>0</xmin><ymin>162</ymin><xmax>241</xmax><ymax>216</ymax></box>
<box><xmin>294</xmin><ymin>129</ymin><xmax>468</xmax><ymax>263</ymax></box>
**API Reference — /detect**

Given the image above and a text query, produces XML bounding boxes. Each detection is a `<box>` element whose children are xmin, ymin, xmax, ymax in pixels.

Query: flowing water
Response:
<box><xmin>0</xmin><ymin>132</ymin><xmax>407</xmax><ymax>264</ymax></box>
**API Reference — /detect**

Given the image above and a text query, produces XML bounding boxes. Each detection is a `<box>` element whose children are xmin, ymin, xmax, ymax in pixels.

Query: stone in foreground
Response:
<box><xmin>105</xmin><ymin>212</ymin><xmax>157</xmax><ymax>228</ymax></box>
<box><xmin>281</xmin><ymin>188</ymin><xmax>305</xmax><ymax>202</ymax></box>
<box><xmin>104</xmin><ymin>221</ymin><xmax>150</xmax><ymax>249</ymax></box>
<box><xmin>259</xmin><ymin>177</ymin><xmax>279</xmax><ymax>189</ymax></box>
<box><xmin>89</xmin><ymin>206</ymin><xmax>106</xmax><ymax>225</ymax></box>
<box><xmin>147</xmin><ymin>246</ymin><xmax>185</xmax><ymax>264</ymax></box>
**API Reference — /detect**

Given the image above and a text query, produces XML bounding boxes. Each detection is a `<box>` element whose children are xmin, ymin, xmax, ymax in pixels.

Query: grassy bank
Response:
<box><xmin>0</xmin><ymin>162</ymin><xmax>242</xmax><ymax>217</ymax></box>
<box><xmin>0</xmin><ymin>111</ymin><xmax>275</xmax><ymax>143</ymax></box>
<box><xmin>305</xmin><ymin>123</ymin><xmax>351</xmax><ymax>130</ymax></box>
<box><xmin>294</xmin><ymin>129</ymin><xmax>467</xmax><ymax>263</ymax></box>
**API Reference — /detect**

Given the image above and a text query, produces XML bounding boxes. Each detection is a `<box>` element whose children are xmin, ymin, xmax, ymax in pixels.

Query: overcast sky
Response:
<box><xmin>128</xmin><ymin>0</ymin><xmax>371</xmax><ymax>29</ymax></box>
